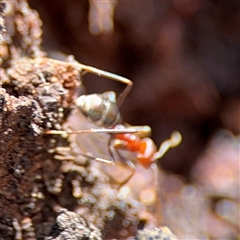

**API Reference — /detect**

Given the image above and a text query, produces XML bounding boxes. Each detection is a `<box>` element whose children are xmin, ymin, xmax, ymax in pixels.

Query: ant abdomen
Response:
<box><xmin>75</xmin><ymin>91</ymin><xmax>122</xmax><ymax>128</ymax></box>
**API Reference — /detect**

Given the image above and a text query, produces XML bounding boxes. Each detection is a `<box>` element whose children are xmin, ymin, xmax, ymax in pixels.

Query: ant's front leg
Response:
<box><xmin>108</xmin><ymin>137</ymin><xmax>136</xmax><ymax>189</ymax></box>
<box><xmin>79</xmin><ymin>64</ymin><xmax>133</xmax><ymax>107</ymax></box>
<box><xmin>116</xmin><ymin>158</ymin><xmax>135</xmax><ymax>190</ymax></box>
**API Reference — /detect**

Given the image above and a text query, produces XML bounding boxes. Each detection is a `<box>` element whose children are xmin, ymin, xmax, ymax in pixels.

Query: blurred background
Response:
<box><xmin>22</xmin><ymin>0</ymin><xmax>239</xmax><ymax>238</ymax></box>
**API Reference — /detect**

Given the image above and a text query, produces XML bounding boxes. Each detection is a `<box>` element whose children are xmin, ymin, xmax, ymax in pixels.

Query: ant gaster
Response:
<box><xmin>46</xmin><ymin>58</ymin><xmax>182</xmax><ymax>188</ymax></box>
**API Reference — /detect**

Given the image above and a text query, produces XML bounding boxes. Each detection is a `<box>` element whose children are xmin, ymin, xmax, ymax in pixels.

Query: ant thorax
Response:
<box><xmin>75</xmin><ymin>91</ymin><xmax>122</xmax><ymax>128</ymax></box>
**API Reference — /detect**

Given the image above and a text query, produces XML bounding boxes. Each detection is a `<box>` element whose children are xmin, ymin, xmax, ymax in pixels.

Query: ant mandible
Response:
<box><xmin>46</xmin><ymin>58</ymin><xmax>182</xmax><ymax>187</ymax></box>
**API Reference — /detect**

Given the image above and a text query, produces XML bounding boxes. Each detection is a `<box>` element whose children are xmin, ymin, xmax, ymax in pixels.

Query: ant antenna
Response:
<box><xmin>154</xmin><ymin>131</ymin><xmax>182</xmax><ymax>160</ymax></box>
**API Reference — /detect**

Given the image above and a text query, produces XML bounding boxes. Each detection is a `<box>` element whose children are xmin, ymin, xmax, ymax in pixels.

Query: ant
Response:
<box><xmin>46</xmin><ymin>58</ymin><xmax>182</xmax><ymax>187</ymax></box>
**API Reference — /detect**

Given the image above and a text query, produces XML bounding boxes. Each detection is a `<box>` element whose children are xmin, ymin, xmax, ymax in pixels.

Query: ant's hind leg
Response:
<box><xmin>79</xmin><ymin>64</ymin><xmax>133</xmax><ymax>107</ymax></box>
<box><xmin>45</xmin><ymin>58</ymin><xmax>133</xmax><ymax>106</ymax></box>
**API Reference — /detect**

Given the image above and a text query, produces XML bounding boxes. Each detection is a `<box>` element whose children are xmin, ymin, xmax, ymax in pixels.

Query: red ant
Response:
<box><xmin>46</xmin><ymin>58</ymin><xmax>182</xmax><ymax>187</ymax></box>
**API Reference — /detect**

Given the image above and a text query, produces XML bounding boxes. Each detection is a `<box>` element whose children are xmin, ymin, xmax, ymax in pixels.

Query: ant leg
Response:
<box><xmin>44</xmin><ymin>58</ymin><xmax>133</xmax><ymax>106</ymax></box>
<box><xmin>45</xmin><ymin>128</ymin><xmax>138</xmax><ymax>135</ymax></box>
<box><xmin>82</xmin><ymin>135</ymin><xmax>116</xmax><ymax>165</ymax></box>
<box><xmin>117</xmin><ymin>159</ymin><xmax>135</xmax><ymax>190</ymax></box>
<box><xmin>150</xmin><ymin>132</ymin><xmax>181</xmax><ymax>225</ymax></box>
<box><xmin>79</xmin><ymin>64</ymin><xmax>133</xmax><ymax>107</ymax></box>
<box><xmin>78</xmin><ymin>152</ymin><xmax>114</xmax><ymax>165</ymax></box>
<box><xmin>108</xmin><ymin>138</ymin><xmax>135</xmax><ymax>189</ymax></box>
<box><xmin>124</xmin><ymin>125</ymin><xmax>152</xmax><ymax>138</ymax></box>
<box><xmin>154</xmin><ymin>131</ymin><xmax>182</xmax><ymax>160</ymax></box>
<box><xmin>150</xmin><ymin>163</ymin><xmax>164</xmax><ymax>226</ymax></box>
